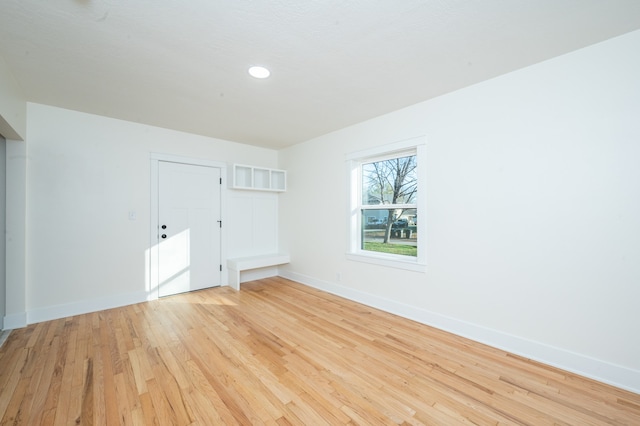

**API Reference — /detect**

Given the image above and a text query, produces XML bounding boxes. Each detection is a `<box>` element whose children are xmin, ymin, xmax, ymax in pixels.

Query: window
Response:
<box><xmin>347</xmin><ymin>137</ymin><xmax>426</xmax><ymax>271</ymax></box>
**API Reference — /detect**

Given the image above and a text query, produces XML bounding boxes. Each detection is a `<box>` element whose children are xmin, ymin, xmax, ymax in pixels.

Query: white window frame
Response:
<box><xmin>346</xmin><ymin>136</ymin><xmax>426</xmax><ymax>272</ymax></box>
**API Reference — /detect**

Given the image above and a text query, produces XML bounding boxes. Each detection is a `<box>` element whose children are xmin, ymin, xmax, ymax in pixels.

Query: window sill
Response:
<box><xmin>346</xmin><ymin>253</ymin><xmax>426</xmax><ymax>272</ymax></box>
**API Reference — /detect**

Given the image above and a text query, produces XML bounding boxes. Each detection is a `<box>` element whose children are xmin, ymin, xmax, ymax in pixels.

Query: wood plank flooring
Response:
<box><xmin>1</xmin><ymin>277</ymin><xmax>639</xmax><ymax>425</ymax></box>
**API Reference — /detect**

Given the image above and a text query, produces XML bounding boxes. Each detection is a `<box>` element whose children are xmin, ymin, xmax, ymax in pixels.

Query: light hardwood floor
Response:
<box><xmin>1</xmin><ymin>277</ymin><xmax>638</xmax><ymax>425</ymax></box>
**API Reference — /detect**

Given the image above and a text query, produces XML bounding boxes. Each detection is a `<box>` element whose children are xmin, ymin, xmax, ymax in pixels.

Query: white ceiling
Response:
<box><xmin>2</xmin><ymin>1</ymin><xmax>640</xmax><ymax>149</ymax></box>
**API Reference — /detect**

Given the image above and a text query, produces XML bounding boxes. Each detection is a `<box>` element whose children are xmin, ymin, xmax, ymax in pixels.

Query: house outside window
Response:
<box><xmin>347</xmin><ymin>137</ymin><xmax>426</xmax><ymax>271</ymax></box>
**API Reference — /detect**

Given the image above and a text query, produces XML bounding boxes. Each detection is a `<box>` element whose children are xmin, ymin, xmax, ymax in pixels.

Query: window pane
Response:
<box><xmin>362</xmin><ymin>155</ymin><xmax>417</xmax><ymax>205</ymax></box>
<box><xmin>361</xmin><ymin>209</ymin><xmax>417</xmax><ymax>257</ymax></box>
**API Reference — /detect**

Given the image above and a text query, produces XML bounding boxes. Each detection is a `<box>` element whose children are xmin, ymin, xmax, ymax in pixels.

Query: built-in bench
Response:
<box><xmin>227</xmin><ymin>253</ymin><xmax>291</xmax><ymax>290</ymax></box>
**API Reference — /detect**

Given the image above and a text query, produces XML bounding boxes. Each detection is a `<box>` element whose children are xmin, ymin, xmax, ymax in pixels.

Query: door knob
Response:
<box><xmin>161</xmin><ymin>225</ymin><xmax>167</xmax><ymax>229</ymax></box>
<box><xmin>161</xmin><ymin>234</ymin><xmax>167</xmax><ymax>239</ymax></box>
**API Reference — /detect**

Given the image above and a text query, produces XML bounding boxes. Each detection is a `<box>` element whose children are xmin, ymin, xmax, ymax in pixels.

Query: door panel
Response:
<box><xmin>158</xmin><ymin>161</ymin><xmax>221</xmax><ymax>297</ymax></box>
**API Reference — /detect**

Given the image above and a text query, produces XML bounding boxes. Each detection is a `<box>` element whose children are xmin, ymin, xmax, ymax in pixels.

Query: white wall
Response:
<box><xmin>0</xmin><ymin>53</ymin><xmax>28</xmax><ymax>329</ymax></box>
<box><xmin>0</xmin><ymin>54</ymin><xmax>26</xmax><ymax>140</ymax></box>
<box><xmin>4</xmin><ymin>139</ymin><xmax>28</xmax><ymax>329</ymax></box>
<box><xmin>227</xmin><ymin>191</ymin><xmax>281</xmax><ymax>283</ymax></box>
<box><xmin>227</xmin><ymin>192</ymin><xmax>279</xmax><ymax>258</ymax></box>
<box><xmin>24</xmin><ymin>104</ymin><xmax>279</xmax><ymax>322</ymax></box>
<box><xmin>279</xmin><ymin>30</ymin><xmax>640</xmax><ymax>393</ymax></box>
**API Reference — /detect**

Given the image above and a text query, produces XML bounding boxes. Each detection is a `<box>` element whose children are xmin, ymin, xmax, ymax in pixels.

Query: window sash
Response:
<box><xmin>347</xmin><ymin>136</ymin><xmax>426</xmax><ymax>271</ymax></box>
<box><xmin>360</xmin><ymin>204</ymin><xmax>416</xmax><ymax>211</ymax></box>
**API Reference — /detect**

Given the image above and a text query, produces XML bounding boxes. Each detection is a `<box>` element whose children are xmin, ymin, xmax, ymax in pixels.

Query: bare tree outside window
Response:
<box><xmin>361</xmin><ymin>154</ymin><xmax>417</xmax><ymax>256</ymax></box>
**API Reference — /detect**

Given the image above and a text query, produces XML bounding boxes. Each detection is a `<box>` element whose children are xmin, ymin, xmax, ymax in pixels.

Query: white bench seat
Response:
<box><xmin>227</xmin><ymin>253</ymin><xmax>290</xmax><ymax>290</ymax></box>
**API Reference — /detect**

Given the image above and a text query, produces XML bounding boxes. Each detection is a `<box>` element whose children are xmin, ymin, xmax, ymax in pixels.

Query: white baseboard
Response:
<box><xmin>279</xmin><ymin>270</ymin><xmax>640</xmax><ymax>395</ymax></box>
<box><xmin>3</xmin><ymin>312</ymin><xmax>27</xmax><ymax>329</ymax></box>
<box><xmin>27</xmin><ymin>290</ymin><xmax>149</xmax><ymax>325</ymax></box>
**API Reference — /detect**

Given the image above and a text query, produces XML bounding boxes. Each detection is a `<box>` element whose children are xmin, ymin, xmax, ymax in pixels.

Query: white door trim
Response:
<box><xmin>149</xmin><ymin>153</ymin><xmax>228</xmax><ymax>300</ymax></box>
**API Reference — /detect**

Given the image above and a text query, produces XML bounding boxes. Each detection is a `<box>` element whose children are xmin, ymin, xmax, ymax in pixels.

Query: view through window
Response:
<box><xmin>360</xmin><ymin>152</ymin><xmax>417</xmax><ymax>257</ymax></box>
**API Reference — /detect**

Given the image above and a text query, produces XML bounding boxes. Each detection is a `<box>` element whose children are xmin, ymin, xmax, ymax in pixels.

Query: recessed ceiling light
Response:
<box><xmin>248</xmin><ymin>66</ymin><xmax>270</xmax><ymax>79</ymax></box>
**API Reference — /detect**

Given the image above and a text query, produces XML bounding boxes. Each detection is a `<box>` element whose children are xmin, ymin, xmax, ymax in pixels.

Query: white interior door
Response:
<box><xmin>158</xmin><ymin>161</ymin><xmax>221</xmax><ymax>297</ymax></box>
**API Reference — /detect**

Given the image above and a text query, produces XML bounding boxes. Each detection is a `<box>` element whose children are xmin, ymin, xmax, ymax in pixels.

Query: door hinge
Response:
<box><xmin>219</xmin><ymin>177</ymin><xmax>222</xmax><ymax>185</ymax></box>
<box><xmin>217</xmin><ymin>220</ymin><xmax>222</xmax><ymax>228</ymax></box>
<box><xmin>220</xmin><ymin>264</ymin><xmax>222</xmax><ymax>272</ymax></box>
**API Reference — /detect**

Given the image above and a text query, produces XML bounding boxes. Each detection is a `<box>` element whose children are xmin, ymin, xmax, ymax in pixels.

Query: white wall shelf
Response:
<box><xmin>230</xmin><ymin>164</ymin><xmax>287</xmax><ymax>192</ymax></box>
